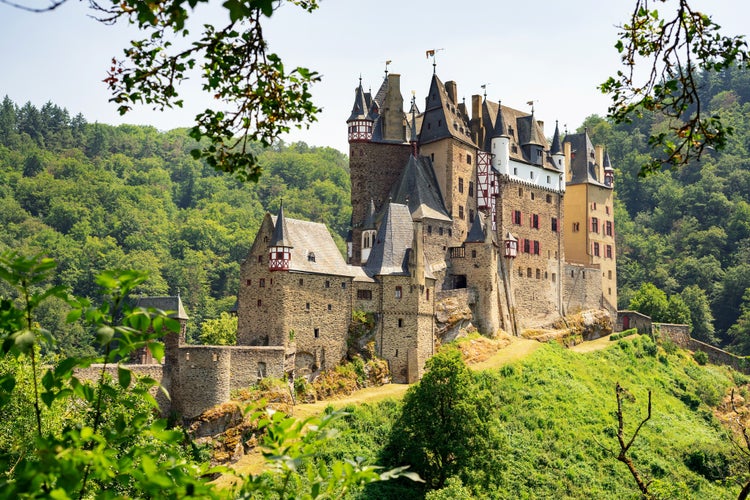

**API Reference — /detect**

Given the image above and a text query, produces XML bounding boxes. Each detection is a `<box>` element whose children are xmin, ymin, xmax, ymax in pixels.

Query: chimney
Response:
<box><xmin>595</xmin><ymin>145</ymin><xmax>604</xmax><ymax>181</ymax></box>
<box><xmin>445</xmin><ymin>81</ymin><xmax>458</xmax><ymax>105</ymax></box>
<box><xmin>564</xmin><ymin>141</ymin><xmax>573</xmax><ymax>183</ymax></box>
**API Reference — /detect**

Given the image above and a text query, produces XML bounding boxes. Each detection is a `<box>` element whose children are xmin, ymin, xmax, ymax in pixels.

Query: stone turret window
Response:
<box><xmin>306</xmin><ymin>302</ymin><xmax>310</xmax><ymax>310</ymax></box>
<box><xmin>546</xmin><ymin>194</ymin><xmax>552</xmax><ymax>203</ymax></box>
<box><xmin>551</xmin><ymin>217</ymin><xmax>558</xmax><ymax>232</ymax></box>
<box><xmin>299</xmin><ymin>278</ymin><xmax>304</xmax><ymax>286</ymax></box>
<box><xmin>259</xmin><ymin>278</ymin><xmax>265</xmax><ymax>288</ymax></box>
<box><xmin>471</xmin><ymin>249</ymin><xmax>477</xmax><ymax>258</ymax></box>
<box><xmin>327</xmin><ymin>304</ymin><xmax>332</xmax><ymax>311</ymax></box>
<box><xmin>398</xmin><ymin>319</ymin><xmax>403</xmax><ymax>328</ymax></box>
<box><xmin>469</xmin><ymin>182</ymin><xmax>474</xmax><ymax>197</ymax></box>
<box><xmin>257</xmin><ymin>299</ymin><xmax>262</xmax><ymax>307</ymax></box>
<box><xmin>395</xmin><ymin>286</ymin><xmax>402</xmax><ymax>299</ymax></box>
<box><xmin>458</xmin><ymin>206</ymin><xmax>464</xmax><ymax>220</ymax></box>
<box><xmin>314</xmin><ymin>328</ymin><xmax>320</xmax><ymax>338</ymax></box>
<box><xmin>325</xmin><ymin>280</ymin><xmax>330</xmax><ymax>288</ymax></box>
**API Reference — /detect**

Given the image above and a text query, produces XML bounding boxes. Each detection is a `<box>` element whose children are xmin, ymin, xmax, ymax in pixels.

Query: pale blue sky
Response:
<box><xmin>2</xmin><ymin>0</ymin><xmax>748</xmax><ymax>153</ymax></box>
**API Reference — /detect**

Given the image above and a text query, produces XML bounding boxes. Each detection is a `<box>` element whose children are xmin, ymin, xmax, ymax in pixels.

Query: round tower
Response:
<box><xmin>490</xmin><ymin>101</ymin><xmax>511</xmax><ymax>175</ymax></box>
<box><xmin>347</xmin><ymin>77</ymin><xmax>374</xmax><ymax>143</ymax></box>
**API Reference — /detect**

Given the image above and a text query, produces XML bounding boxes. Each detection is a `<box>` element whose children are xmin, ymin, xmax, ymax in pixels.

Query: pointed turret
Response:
<box><xmin>550</xmin><ymin>120</ymin><xmax>565</xmax><ymax>172</ymax></box>
<box><xmin>347</xmin><ymin>78</ymin><xmax>374</xmax><ymax>142</ymax></box>
<box><xmin>490</xmin><ymin>101</ymin><xmax>511</xmax><ymax>174</ymax></box>
<box><xmin>269</xmin><ymin>201</ymin><xmax>293</xmax><ymax>271</ymax></box>
<box><xmin>465</xmin><ymin>212</ymin><xmax>486</xmax><ymax>243</ymax></box>
<box><xmin>603</xmin><ymin>150</ymin><xmax>614</xmax><ymax>187</ymax></box>
<box><xmin>360</xmin><ymin>199</ymin><xmax>378</xmax><ymax>264</ymax></box>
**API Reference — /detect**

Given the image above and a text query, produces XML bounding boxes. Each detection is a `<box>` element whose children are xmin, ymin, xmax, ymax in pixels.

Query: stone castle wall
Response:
<box><xmin>499</xmin><ymin>180</ymin><xmax>564</xmax><ymax>327</ymax></box>
<box><xmin>563</xmin><ymin>262</ymin><xmax>604</xmax><ymax>315</ymax></box>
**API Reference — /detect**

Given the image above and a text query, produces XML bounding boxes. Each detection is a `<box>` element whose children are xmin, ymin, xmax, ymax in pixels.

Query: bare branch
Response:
<box><xmin>611</xmin><ymin>382</ymin><xmax>653</xmax><ymax>498</ymax></box>
<box><xmin>0</xmin><ymin>0</ymin><xmax>68</xmax><ymax>13</ymax></box>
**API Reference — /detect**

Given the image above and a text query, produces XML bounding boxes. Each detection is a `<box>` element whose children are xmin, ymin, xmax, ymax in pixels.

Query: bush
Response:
<box><xmin>610</xmin><ymin>328</ymin><xmax>638</xmax><ymax>341</ymax></box>
<box><xmin>684</xmin><ymin>445</ymin><xmax>732</xmax><ymax>480</ymax></box>
<box><xmin>693</xmin><ymin>350</ymin><xmax>709</xmax><ymax>365</ymax></box>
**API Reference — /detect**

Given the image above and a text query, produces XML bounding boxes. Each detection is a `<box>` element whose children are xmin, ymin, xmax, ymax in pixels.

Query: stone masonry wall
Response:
<box><xmin>499</xmin><ymin>179</ymin><xmax>564</xmax><ymax>327</ymax></box>
<box><xmin>563</xmin><ymin>262</ymin><xmax>603</xmax><ymax>315</ymax></box>
<box><xmin>279</xmin><ymin>273</ymin><xmax>352</xmax><ymax>374</ymax></box>
<box><xmin>75</xmin><ymin>364</ymin><xmax>168</xmax><ymax>414</ymax></box>
<box><xmin>452</xmin><ymin>241</ymin><xmax>501</xmax><ymax>335</ymax></box>
<box><xmin>175</xmin><ymin>346</ymin><xmax>231</xmax><ymax>419</ymax></box>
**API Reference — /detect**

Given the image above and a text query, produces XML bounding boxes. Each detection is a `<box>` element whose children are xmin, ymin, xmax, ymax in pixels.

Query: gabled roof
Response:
<box><xmin>134</xmin><ymin>296</ymin><xmax>189</xmax><ymax>320</ymax></box>
<box><xmin>418</xmin><ymin>74</ymin><xmax>474</xmax><ymax>146</ymax></box>
<box><xmin>364</xmin><ymin>202</ymin><xmax>413</xmax><ymax>277</ymax></box>
<box><xmin>389</xmin><ymin>155</ymin><xmax>451</xmax><ymax>222</ymax></box>
<box><xmin>270</xmin><ymin>215</ymin><xmax>353</xmax><ymax>276</ymax></box>
<box><xmin>564</xmin><ymin>131</ymin><xmax>608</xmax><ymax>187</ymax></box>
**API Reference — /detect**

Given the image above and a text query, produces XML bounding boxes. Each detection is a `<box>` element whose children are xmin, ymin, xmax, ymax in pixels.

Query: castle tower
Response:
<box><xmin>550</xmin><ymin>121</ymin><xmax>565</xmax><ymax>172</ymax></box>
<box><xmin>563</xmin><ymin>130</ymin><xmax>617</xmax><ymax>315</ymax></box>
<box><xmin>348</xmin><ymin>75</ymin><xmax>412</xmax><ymax>264</ymax></box>
<box><xmin>268</xmin><ymin>202</ymin><xmax>293</xmax><ymax>271</ymax></box>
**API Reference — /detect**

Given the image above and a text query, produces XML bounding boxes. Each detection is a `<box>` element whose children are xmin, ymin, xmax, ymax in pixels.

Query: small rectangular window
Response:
<box><xmin>573</xmin><ymin>222</ymin><xmax>580</xmax><ymax>232</ymax></box>
<box><xmin>246</xmin><ymin>279</ymin><xmax>251</xmax><ymax>286</ymax></box>
<box><xmin>306</xmin><ymin>302</ymin><xmax>310</xmax><ymax>310</ymax></box>
<box><xmin>341</xmin><ymin>282</ymin><xmax>346</xmax><ymax>289</ymax></box>
<box><xmin>527</xmin><ymin>268</ymin><xmax>532</xmax><ymax>278</ymax></box>
<box><xmin>325</xmin><ymin>280</ymin><xmax>330</xmax><ymax>288</ymax></box>
<box><xmin>395</xmin><ymin>286</ymin><xmax>402</xmax><ymax>299</ymax></box>
<box><xmin>357</xmin><ymin>289</ymin><xmax>372</xmax><ymax>300</ymax></box>
<box><xmin>327</xmin><ymin>304</ymin><xmax>332</xmax><ymax>311</ymax></box>
<box><xmin>299</xmin><ymin>278</ymin><xmax>304</xmax><ymax>286</ymax></box>
<box><xmin>314</xmin><ymin>328</ymin><xmax>320</xmax><ymax>338</ymax></box>
<box><xmin>513</xmin><ymin>210</ymin><xmax>522</xmax><ymax>225</ymax></box>
<box><xmin>458</xmin><ymin>206</ymin><xmax>464</xmax><ymax>220</ymax></box>
<box><xmin>551</xmin><ymin>217</ymin><xmax>558</xmax><ymax>232</ymax></box>
<box><xmin>398</xmin><ymin>318</ymin><xmax>403</xmax><ymax>328</ymax></box>
<box><xmin>458</xmin><ymin>177</ymin><xmax>464</xmax><ymax>193</ymax></box>
<box><xmin>466</xmin><ymin>154</ymin><xmax>472</xmax><ymax>164</ymax></box>
<box><xmin>259</xmin><ymin>278</ymin><xmax>265</xmax><ymax>288</ymax></box>
<box><xmin>532</xmin><ymin>214</ymin><xmax>539</xmax><ymax>229</ymax></box>
<box><xmin>257</xmin><ymin>299</ymin><xmax>262</xmax><ymax>307</ymax></box>
<box><xmin>593</xmin><ymin>242</ymin><xmax>600</xmax><ymax>257</ymax></box>
<box><xmin>468</xmin><ymin>182</ymin><xmax>474</xmax><ymax>197</ymax></box>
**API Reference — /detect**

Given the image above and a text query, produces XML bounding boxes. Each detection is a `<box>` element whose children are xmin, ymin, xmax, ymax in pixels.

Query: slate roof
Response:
<box><xmin>482</xmin><ymin>99</ymin><xmax>561</xmax><ymax>172</ymax></box>
<box><xmin>465</xmin><ymin>212</ymin><xmax>487</xmax><ymax>243</ymax></box>
<box><xmin>564</xmin><ymin>131</ymin><xmax>608</xmax><ymax>187</ymax></box>
<box><xmin>134</xmin><ymin>296</ymin><xmax>189</xmax><ymax>320</ymax></box>
<box><xmin>418</xmin><ymin>74</ymin><xmax>473</xmax><ymax>146</ymax></box>
<box><xmin>347</xmin><ymin>81</ymin><xmax>372</xmax><ymax>122</ymax></box>
<box><xmin>364</xmin><ymin>202</ymin><xmax>414</xmax><ymax>277</ymax></box>
<box><xmin>389</xmin><ymin>155</ymin><xmax>451</xmax><ymax>222</ymax></box>
<box><xmin>550</xmin><ymin>121</ymin><xmax>563</xmax><ymax>155</ymax></box>
<box><xmin>270</xmin><ymin>215</ymin><xmax>353</xmax><ymax>276</ymax></box>
<box><xmin>270</xmin><ymin>202</ymin><xmax>292</xmax><ymax>247</ymax></box>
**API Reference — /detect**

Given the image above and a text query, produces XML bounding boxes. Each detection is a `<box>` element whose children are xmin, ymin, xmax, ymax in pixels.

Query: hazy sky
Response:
<box><xmin>2</xmin><ymin>0</ymin><xmax>749</xmax><ymax>154</ymax></box>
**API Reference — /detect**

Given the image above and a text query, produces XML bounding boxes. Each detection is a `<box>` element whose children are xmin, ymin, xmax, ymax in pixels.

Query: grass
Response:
<box><xmin>316</xmin><ymin>335</ymin><xmax>745</xmax><ymax>499</ymax></box>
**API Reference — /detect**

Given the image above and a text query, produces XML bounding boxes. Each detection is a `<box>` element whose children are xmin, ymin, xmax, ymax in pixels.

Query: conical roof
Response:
<box><xmin>521</xmin><ymin>110</ymin><xmax>545</xmax><ymax>147</ymax></box>
<box><xmin>604</xmin><ymin>151</ymin><xmax>614</xmax><ymax>171</ymax></box>
<box><xmin>550</xmin><ymin>120</ymin><xmax>563</xmax><ymax>155</ymax></box>
<box><xmin>363</xmin><ymin>199</ymin><xmax>377</xmax><ymax>230</ymax></box>
<box><xmin>270</xmin><ymin>201</ymin><xmax>293</xmax><ymax>247</ymax></box>
<box><xmin>465</xmin><ymin>213</ymin><xmax>486</xmax><ymax>243</ymax></box>
<box><xmin>347</xmin><ymin>80</ymin><xmax>372</xmax><ymax>122</ymax></box>
<box><xmin>491</xmin><ymin>101</ymin><xmax>508</xmax><ymax>139</ymax></box>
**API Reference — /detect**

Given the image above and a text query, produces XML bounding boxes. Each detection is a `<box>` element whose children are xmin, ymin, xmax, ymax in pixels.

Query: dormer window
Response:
<box><xmin>307</xmin><ymin>252</ymin><xmax>316</xmax><ymax>262</ymax></box>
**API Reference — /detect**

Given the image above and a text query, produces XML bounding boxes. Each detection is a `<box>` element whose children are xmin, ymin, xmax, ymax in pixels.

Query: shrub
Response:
<box><xmin>684</xmin><ymin>445</ymin><xmax>732</xmax><ymax>480</ymax></box>
<box><xmin>693</xmin><ymin>350</ymin><xmax>709</xmax><ymax>365</ymax></box>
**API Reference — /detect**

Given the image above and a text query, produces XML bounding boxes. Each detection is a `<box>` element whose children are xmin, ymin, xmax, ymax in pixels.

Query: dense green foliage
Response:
<box><xmin>587</xmin><ymin>65</ymin><xmax>750</xmax><ymax>351</ymax></box>
<box><xmin>0</xmin><ymin>253</ymin><xmax>413</xmax><ymax>498</ymax></box>
<box><xmin>319</xmin><ymin>338</ymin><xmax>747</xmax><ymax>499</ymax></box>
<box><xmin>0</xmin><ymin>96</ymin><xmax>350</xmax><ymax>351</ymax></box>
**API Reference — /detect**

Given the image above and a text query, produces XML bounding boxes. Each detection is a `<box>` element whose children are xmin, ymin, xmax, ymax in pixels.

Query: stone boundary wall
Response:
<box><xmin>616</xmin><ymin>310</ymin><xmax>652</xmax><ymax>334</ymax></box>
<box><xmin>436</xmin><ymin>288</ymin><xmax>476</xmax><ymax>304</ymax></box>
<box><xmin>655</xmin><ymin>322</ymin><xmax>750</xmax><ymax>373</ymax></box>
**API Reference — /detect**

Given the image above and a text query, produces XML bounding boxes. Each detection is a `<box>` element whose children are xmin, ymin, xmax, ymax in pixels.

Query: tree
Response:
<box><xmin>388</xmin><ymin>349</ymin><xmax>499</xmax><ymax>491</ymax></box>
<box><xmin>602</xmin><ymin>0</ymin><xmax>750</xmax><ymax>174</ymax></box>
<box><xmin>199</xmin><ymin>311</ymin><xmax>237</xmax><ymax>345</ymax></box>
<box><xmin>629</xmin><ymin>282</ymin><xmax>669</xmax><ymax>321</ymax></box>
<box><xmin>680</xmin><ymin>285</ymin><xmax>716</xmax><ymax>344</ymax></box>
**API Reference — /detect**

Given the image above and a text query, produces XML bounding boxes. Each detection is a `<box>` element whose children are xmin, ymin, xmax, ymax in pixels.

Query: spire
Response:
<box><xmin>550</xmin><ymin>120</ymin><xmax>563</xmax><ymax>155</ymax></box>
<box><xmin>465</xmin><ymin>213</ymin><xmax>486</xmax><ymax>243</ymax></box>
<box><xmin>491</xmin><ymin>101</ymin><xmax>507</xmax><ymax>138</ymax></box>
<box><xmin>603</xmin><ymin>150</ymin><xmax>613</xmax><ymax>171</ymax></box>
<box><xmin>522</xmin><ymin>108</ymin><xmax>544</xmax><ymax>147</ymax></box>
<box><xmin>363</xmin><ymin>199</ymin><xmax>377</xmax><ymax>229</ymax></box>
<box><xmin>270</xmin><ymin>201</ymin><xmax>292</xmax><ymax>247</ymax></box>
<box><xmin>347</xmin><ymin>79</ymin><xmax>370</xmax><ymax>122</ymax></box>
<box><xmin>410</xmin><ymin>93</ymin><xmax>418</xmax><ymax>155</ymax></box>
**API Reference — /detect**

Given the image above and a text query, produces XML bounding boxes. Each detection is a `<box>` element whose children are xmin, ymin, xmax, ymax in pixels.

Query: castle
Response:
<box><xmin>116</xmin><ymin>70</ymin><xmax>618</xmax><ymax>419</ymax></box>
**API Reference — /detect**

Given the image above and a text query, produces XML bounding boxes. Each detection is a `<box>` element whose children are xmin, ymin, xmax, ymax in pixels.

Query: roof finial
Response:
<box><xmin>481</xmin><ymin>83</ymin><xmax>489</xmax><ymax>101</ymax></box>
<box><xmin>425</xmin><ymin>48</ymin><xmax>443</xmax><ymax>74</ymax></box>
<box><xmin>384</xmin><ymin>60</ymin><xmax>391</xmax><ymax>77</ymax></box>
<box><xmin>527</xmin><ymin>100</ymin><xmax>536</xmax><ymax>114</ymax></box>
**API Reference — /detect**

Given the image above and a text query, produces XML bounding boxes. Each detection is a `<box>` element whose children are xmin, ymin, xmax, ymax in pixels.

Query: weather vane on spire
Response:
<box><xmin>526</xmin><ymin>100</ymin><xmax>537</xmax><ymax>114</ymax></box>
<box><xmin>425</xmin><ymin>48</ymin><xmax>444</xmax><ymax>74</ymax></box>
<box><xmin>480</xmin><ymin>83</ymin><xmax>490</xmax><ymax>100</ymax></box>
<box><xmin>384</xmin><ymin>60</ymin><xmax>392</xmax><ymax>77</ymax></box>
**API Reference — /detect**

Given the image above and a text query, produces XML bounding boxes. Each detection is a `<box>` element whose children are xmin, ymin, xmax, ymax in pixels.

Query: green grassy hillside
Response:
<box><xmin>319</xmin><ymin>336</ymin><xmax>747</xmax><ymax>499</ymax></box>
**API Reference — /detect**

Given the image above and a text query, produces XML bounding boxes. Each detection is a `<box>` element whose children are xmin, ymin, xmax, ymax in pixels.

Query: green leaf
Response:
<box><xmin>96</xmin><ymin>326</ymin><xmax>115</xmax><ymax>345</ymax></box>
<box><xmin>147</xmin><ymin>342</ymin><xmax>165</xmax><ymax>361</ymax></box>
<box><xmin>118</xmin><ymin>366</ymin><xmax>132</xmax><ymax>389</ymax></box>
